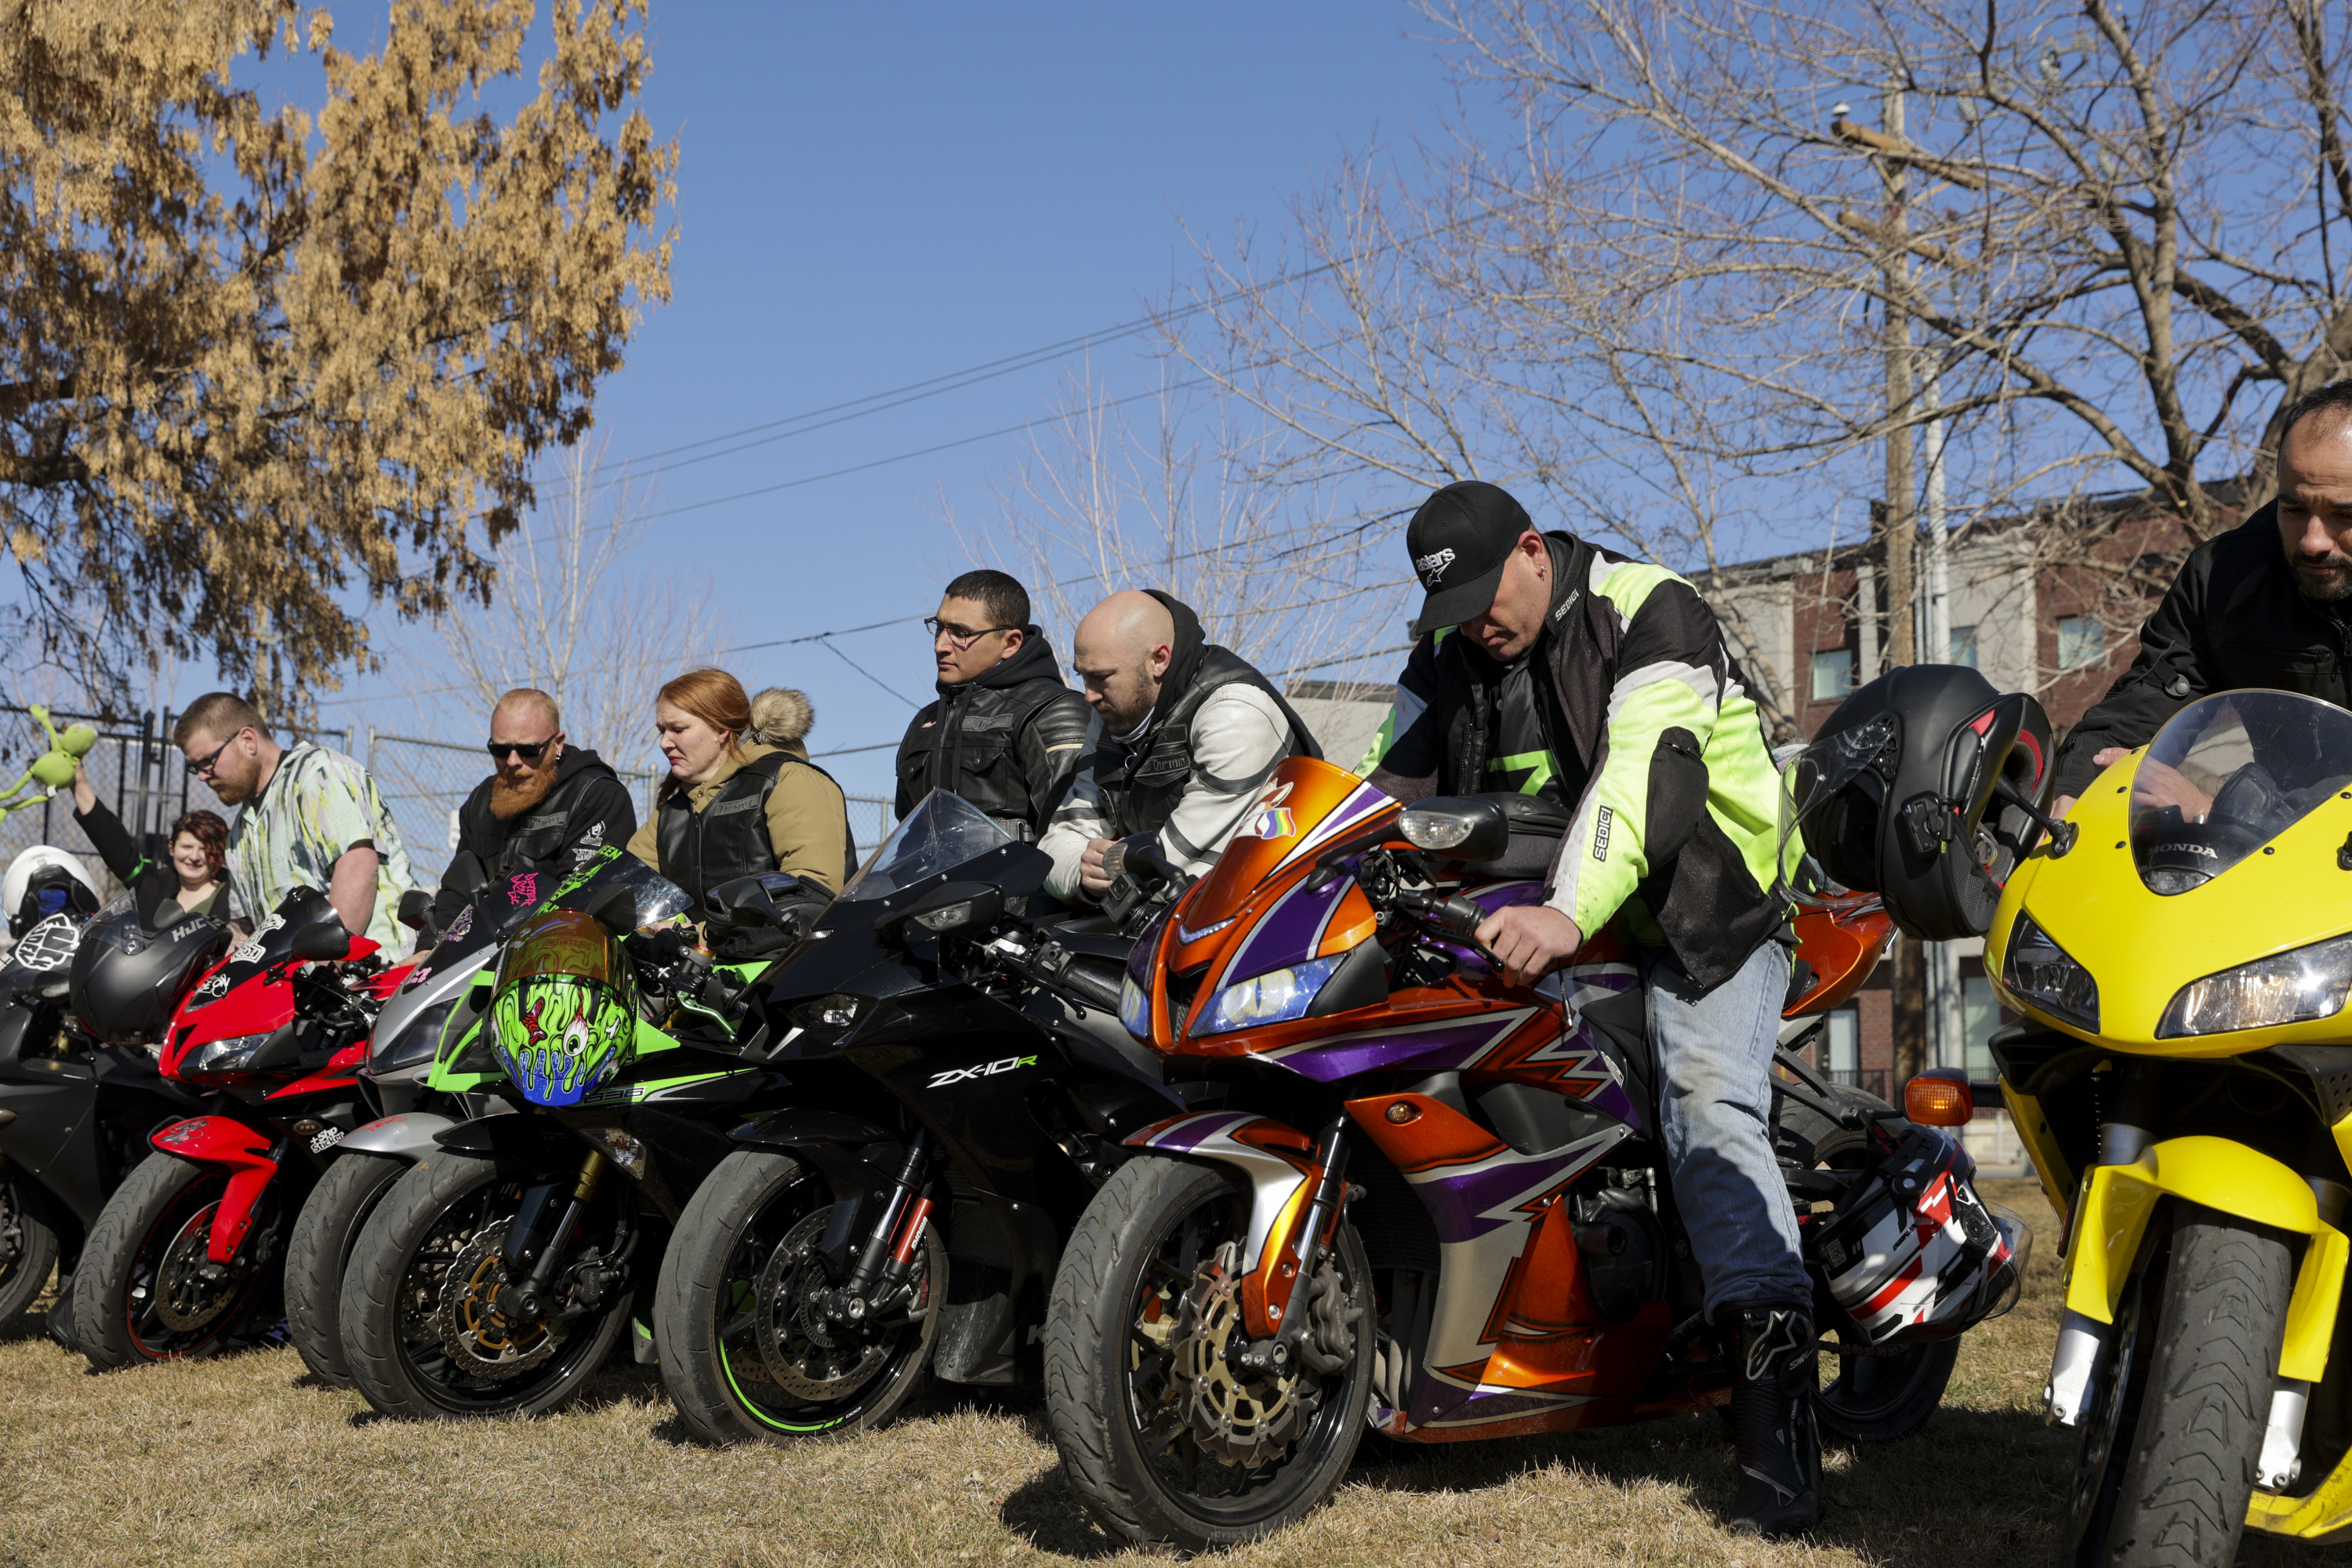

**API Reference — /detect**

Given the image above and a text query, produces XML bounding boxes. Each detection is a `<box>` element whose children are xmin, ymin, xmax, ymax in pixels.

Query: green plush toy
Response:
<box><xmin>0</xmin><ymin>706</ymin><xmax>99</xmax><ymax>825</ymax></box>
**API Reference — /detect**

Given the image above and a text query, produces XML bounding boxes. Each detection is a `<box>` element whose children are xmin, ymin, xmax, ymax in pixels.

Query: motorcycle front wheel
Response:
<box><xmin>1043</xmin><ymin>1152</ymin><xmax>1375</xmax><ymax>1552</ymax></box>
<box><xmin>655</xmin><ymin>1149</ymin><xmax>946</xmax><ymax>1444</ymax></box>
<box><xmin>339</xmin><ymin>1152</ymin><xmax>632</xmax><ymax>1420</ymax></box>
<box><xmin>0</xmin><ymin>1167</ymin><xmax>60</xmax><ymax>1334</ymax></box>
<box><xmin>2064</xmin><ymin>1202</ymin><xmax>2288</xmax><ymax>1568</ymax></box>
<box><xmin>71</xmin><ymin>1150</ymin><xmax>274</xmax><ymax>1367</ymax></box>
<box><xmin>282</xmin><ymin>1152</ymin><xmax>408</xmax><ymax>1388</ymax></box>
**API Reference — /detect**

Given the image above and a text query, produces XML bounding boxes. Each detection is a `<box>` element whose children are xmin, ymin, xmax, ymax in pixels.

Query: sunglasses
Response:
<box><xmin>183</xmin><ymin>732</ymin><xmax>242</xmax><ymax>777</ymax></box>
<box><xmin>486</xmin><ymin>740</ymin><xmax>551</xmax><ymax>762</ymax></box>
<box><xmin>924</xmin><ymin>617</ymin><xmax>1018</xmax><ymax>649</ymax></box>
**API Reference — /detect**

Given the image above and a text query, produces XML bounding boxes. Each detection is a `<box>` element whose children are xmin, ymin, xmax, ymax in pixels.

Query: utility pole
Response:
<box><xmin>1868</xmin><ymin>84</ymin><xmax>1926</xmax><ymax>1085</ymax></box>
<box><xmin>1919</xmin><ymin>366</ymin><xmax>1964</xmax><ymax>1072</ymax></box>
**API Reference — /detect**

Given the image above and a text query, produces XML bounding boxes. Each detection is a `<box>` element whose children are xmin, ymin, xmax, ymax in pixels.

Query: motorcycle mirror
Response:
<box><xmin>291</xmin><ymin>920</ymin><xmax>354</xmax><ymax>962</ymax></box>
<box><xmin>444</xmin><ymin>851</ymin><xmax>491</xmax><ymax>900</ymax></box>
<box><xmin>396</xmin><ymin>888</ymin><xmax>431</xmax><ymax>931</ymax></box>
<box><xmin>586</xmin><ymin>882</ymin><xmax>637</xmax><ymax>936</ymax></box>
<box><xmin>874</xmin><ymin>880</ymin><xmax>1003</xmax><ymax>941</ymax></box>
<box><xmin>1397</xmin><ymin>797</ymin><xmax>1512</xmax><ymax>862</ymax></box>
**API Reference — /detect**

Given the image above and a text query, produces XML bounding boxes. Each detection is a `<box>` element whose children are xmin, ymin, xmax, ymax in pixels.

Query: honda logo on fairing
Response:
<box><xmin>926</xmin><ymin>1054</ymin><xmax>1038</xmax><ymax>1088</ymax></box>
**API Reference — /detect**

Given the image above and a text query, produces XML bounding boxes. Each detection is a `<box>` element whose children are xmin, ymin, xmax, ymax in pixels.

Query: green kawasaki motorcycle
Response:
<box><xmin>335</xmin><ymin>848</ymin><xmax>804</xmax><ymax>1420</ymax></box>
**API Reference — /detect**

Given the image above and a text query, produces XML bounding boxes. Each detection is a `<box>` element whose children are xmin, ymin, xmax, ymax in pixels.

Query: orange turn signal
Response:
<box><xmin>1904</xmin><ymin>1072</ymin><xmax>1974</xmax><ymax>1127</ymax></box>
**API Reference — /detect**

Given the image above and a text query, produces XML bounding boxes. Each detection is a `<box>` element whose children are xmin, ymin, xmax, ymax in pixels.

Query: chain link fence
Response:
<box><xmin>365</xmin><ymin>730</ymin><xmax>895</xmax><ymax>887</ymax></box>
<box><xmin>0</xmin><ymin>707</ymin><xmax>347</xmax><ymax>900</ymax></box>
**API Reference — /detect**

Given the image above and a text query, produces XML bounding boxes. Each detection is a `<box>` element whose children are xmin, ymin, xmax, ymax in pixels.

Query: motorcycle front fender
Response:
<box><xmin>1124</xmin><ymin>1109</ymin><xmax>1323</xmax><ymax>1338</ymax></box>
<box><xmin>337</xmin><ymin>1111</ymin><xmax>459</xmax><ymax>1160</ymax></box>
<box><xmin>2066</xmin><ymin>1134</ymin><xmax>2349</xmax><ymax>1384</ymax></box>
<box><xmin>148</xmin><ymin>1115</ymin><xmax>279</xmax><ymax>1265</ymax></box>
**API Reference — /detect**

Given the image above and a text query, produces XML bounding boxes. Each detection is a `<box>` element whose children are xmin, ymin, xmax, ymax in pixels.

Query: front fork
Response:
<box><xmin>815</xmin><ymin>1129</ymin><xmax>937</xmax><ymax>1327</ymax></box>
<box><xmin>2046</xmin><ymin>1119</ymin><xmax>2349</xmax><ymax>1493</ymax></box>
<box><xmin>1234</xmin><ymin>1119</ymin><xmax>1352</xmax><ymax>1377</ymax></box>
<box><xmin>499</xmin><ymin>1148</ymin><xmax>615</xmax><ymax>1322</ymax></box>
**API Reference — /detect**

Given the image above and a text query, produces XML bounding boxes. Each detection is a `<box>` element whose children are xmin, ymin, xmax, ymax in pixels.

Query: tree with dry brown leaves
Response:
<box><xmin>0</xmin><ymin>0</ymin><xmax>675</xmax><ymax>717</ymax></box>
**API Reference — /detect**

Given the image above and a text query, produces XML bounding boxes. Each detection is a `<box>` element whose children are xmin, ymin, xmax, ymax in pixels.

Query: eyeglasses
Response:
<box><xmin>486</xmin><ymin>740</ymin><xmax>550</xmax><ymax>762</ymax></box>
<box><xmin>924</xmin><ymin>617</ymin><xmax>1018</xmax><ymax>649</ymax></box>
<box><xmin>183</xmin><ymin>733</ymin><xmax>241</xmax><ymax>778</ymax></box>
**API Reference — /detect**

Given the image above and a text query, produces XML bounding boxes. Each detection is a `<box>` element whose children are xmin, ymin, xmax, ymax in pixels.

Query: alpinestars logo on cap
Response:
<box><xmin>1414</xmin><ymin>546</ymin><xmax>1457</xmax><ymax>585</ymax></box>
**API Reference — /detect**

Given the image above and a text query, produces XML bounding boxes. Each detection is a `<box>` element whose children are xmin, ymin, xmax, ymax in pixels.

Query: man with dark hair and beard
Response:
<box><xmin>452</xmin><ymin>688</ymin><xmax>638</xmax><ymax>885</ymax></box>
<box><xmin>2053</xmin><ymin>379</ymin><xmax>2352</xmax><ymax>813</ymax></box>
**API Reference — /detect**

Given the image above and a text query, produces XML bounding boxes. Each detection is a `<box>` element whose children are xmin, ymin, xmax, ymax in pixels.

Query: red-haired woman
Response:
<box><xmin>624</xmin><ymin>669</ymin><xmax>852</xmax><ymax>905</ymax></box>
<box><xmin>70</xmin><ymin>761</ymin><xmax>230</xmax><ymax>925</ymax></box>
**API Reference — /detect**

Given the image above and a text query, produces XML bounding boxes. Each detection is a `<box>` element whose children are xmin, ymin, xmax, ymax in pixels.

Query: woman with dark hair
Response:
<box><xmin>623</xmin><ymin>669</ymin><xmax>852</xmax><ymax>905</ymax></box>
<box><xmin>71</xmin><ymin>760</ymin><xmax>230</xmax><ymax>924</ymax></box>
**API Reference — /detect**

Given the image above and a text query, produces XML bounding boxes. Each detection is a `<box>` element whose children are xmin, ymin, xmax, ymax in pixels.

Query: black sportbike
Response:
<box><xmin>0</xmin><ymin>901</ymin><xmax>225</xmax><ymax>1342</ymax></box>
<box><xmin>652</xmin><ymin>790</ymin><xmax>1204</xmax><ymax>1443</ymax></box>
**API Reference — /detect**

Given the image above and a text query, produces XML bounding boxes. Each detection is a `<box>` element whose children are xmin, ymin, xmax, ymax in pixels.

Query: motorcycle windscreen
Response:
<box><xmin>2129</xmin><ymin>690</ymin><xmax>2352</xmax><ymax>895</ymax></box>
<box><xmin>1181</xmin><ymin>756</ymin><xmax>1396</xmax><ymax>938</ymax></box>
<box><xmin>840</xmin><ymin>789</ymin><xmax>1014</xmax><ymax>903</ymax></box>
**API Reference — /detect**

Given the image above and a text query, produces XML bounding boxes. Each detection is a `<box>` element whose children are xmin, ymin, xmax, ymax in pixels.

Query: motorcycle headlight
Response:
<box><xmin>2158</xmin><ymin>931</ymin><xmax>2352</xmax><ymax>1039</ymax></box>
<box><xmin>368</xmin><ymin>998</ymin><xmax>456</xmax><ymax>1080</ymax></box>
<box><xmin>786</xmin><ymin>993</ymin><xmax>867</xmax><ymax>1032</ymax></box>
<box><xmin>1119</xmin><ymin>975</ymin><xmax>1152</xmax><ymax>1040</ymax></box>
<box><xmin>2001</xmin><ymin>913</ymin><xmax>2099</xmax><ymax>1033</ymax></box>
<box><xmin>1197</xmin><ymin>954</ymin><xmax>1345</xmax><ymax>1037</ymax></box>
<box><xmin>186</xmin><ymin>1032</ymin><xmax>276</xmax><ymax>1076</ymax></box>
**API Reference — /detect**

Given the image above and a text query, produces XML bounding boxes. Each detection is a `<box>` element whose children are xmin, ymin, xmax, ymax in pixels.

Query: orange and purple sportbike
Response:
<box><xmin>1040</xmin><ymin>756</ymin><xmax>2029</xmax><ymax>1550</ymax></box>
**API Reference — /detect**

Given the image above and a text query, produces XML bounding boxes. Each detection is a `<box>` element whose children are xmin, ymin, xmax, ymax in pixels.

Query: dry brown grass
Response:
<box><xmin>1</xmin><ymin>1181</ymin><xmax>2346</xmax><ymax>1568</ymax></box>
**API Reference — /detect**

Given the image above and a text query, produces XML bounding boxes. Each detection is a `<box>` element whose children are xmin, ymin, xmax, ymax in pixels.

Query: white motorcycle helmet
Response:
<box><xmin>3</xmin><ymin>844</ymin><xmax>103</xmax><ymax>940</ymax></box>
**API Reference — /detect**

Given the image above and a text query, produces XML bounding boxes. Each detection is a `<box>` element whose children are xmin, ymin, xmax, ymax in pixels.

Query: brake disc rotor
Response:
<box><xmin>151</xmin><ymin>1200</ymin><xmax>243</xmax><ymax>1333</ymax></box>
<box><xmin>1165</xmin><ymin>1241</ymin><xmax>1314</xmax><ymax>1468</ymax></box>
<box><xmin>753</xmin><ymin>1205</ymin><xmax>918</xmax><ymax>1401</ymax></box>
<box><xmin>434</xmin><ymin>1218</ymin><xmax>566</xmax><ymax>1381</ymax></box>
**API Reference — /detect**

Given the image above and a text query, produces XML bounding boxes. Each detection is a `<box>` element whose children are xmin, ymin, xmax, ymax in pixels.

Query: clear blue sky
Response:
<box><xmin>320</xmin><ymin>2</ymin><xmax>1456</xmax><ymax>801</ymax></box>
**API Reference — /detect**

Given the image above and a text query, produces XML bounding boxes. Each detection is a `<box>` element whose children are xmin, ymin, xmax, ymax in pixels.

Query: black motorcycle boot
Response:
<box><xmin>1726</xmin><ymin>1305</ymin><xmax>1821</xmax><ymax>1538</ymax></box>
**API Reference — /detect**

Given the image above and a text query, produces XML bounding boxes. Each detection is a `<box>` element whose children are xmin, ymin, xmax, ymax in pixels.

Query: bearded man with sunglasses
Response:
<box><xmin>895</xmin><ymin>569</ymin><xmax>1091</xmax><ymax>840</ymax></box>
<box><xmin>452</xmin><ymin>687</ymin><xmax>639</xmax><ymax>887</ymax></box>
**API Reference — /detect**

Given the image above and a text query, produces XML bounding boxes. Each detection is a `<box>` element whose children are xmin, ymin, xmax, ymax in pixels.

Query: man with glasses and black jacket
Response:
<box><xmin>895</xmin><ymin>570</ymin><xmax>1091</xmax><ymax>840</ymax></box>
<box><xmin>453</xmin><ymin>688</ymin><xmax>638</xmax><ymax>883</ymax></box>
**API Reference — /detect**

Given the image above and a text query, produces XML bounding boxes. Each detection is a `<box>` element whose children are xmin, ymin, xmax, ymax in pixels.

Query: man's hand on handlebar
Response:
<box><xmin>1475</xmin><ymin>905</ymin><xmax>1584</xmax><ymax>989</ymax></box>
<box><xmin>1079</xmin><ymin>837</ymin><xmax>1118</xmax><ymax>897</ymax></box>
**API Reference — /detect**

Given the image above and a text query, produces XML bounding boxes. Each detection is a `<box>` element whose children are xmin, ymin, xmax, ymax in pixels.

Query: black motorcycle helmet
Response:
<box><xmin>1795</xmin><ymin>664</ymin><xmax>2055</xmax><ymax>941</ymax></box>
<box><xmin>68</xmin><ymin>908</ymin><xmax>233</xmax><ymax>1046</ymax></box>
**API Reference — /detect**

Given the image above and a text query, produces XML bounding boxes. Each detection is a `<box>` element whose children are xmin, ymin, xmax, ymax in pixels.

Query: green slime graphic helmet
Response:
<box><xmin>488</xmin><ymin>908</ymin><xmax>640</xmax><ymax>1107</ymax></box>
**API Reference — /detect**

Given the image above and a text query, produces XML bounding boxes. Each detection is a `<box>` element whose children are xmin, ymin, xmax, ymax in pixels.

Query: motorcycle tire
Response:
<box><xmin>1773</xmin><ymin>1080</ymin><xmax>1959</xmax><ymax>1442</ymax></box>
<box><xmin>2067</xmin><ymin>1203</ymin><xmax>2289</xmax><ymax>1568</ymax></box>
<box><xmin>1044</xmin><ymin>1152</ymin><xmax>1376</xmax><ymax>1552</ymax></box>
<box><xmin>0</xmin><ymin>1167</ymin><xmax>60</xmax><ymax>1335</ymax></box>
<box><xmin>71</xmin><ymin>1150</ymin><xmax>273</xmax><ymax>1368</ymax></box>
<box><xmin>340</xmin><ymin>1152</ymin><xmax>630</xmax><ymax>1420</ymax></box>
<box><xmin>655</xmin><ymin>1149</ymin><xmax>946</xmax><ymax>1445</ymax></box>
<box><xmin>282</xmin><ymin>1152</ymin><xmax>407</xmax><ymax>1389</ymax></box>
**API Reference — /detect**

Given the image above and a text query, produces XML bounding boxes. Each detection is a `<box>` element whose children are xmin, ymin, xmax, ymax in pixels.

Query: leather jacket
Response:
<box><xmin>2053</xmin><ymin>502</ymin><xmax>2352</xmax><ymax>798</ymax></box>
<box><xmin>895</xmin><ymin>629</ymin><xmax>1091</xmax><ymax>839</ymax></box>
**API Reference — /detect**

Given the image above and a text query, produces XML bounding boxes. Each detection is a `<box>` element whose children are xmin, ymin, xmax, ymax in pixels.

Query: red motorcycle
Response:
<box><xmin>71</xmin><ymin>888</ymin><xmax>412</xmax><ymax>1367</ymax></box>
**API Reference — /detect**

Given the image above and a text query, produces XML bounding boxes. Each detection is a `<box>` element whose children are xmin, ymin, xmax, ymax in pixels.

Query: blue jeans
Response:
<box><xmin>1643</xmin><ymin>940</ymin><xmax>1809</xmax><ymax>1320</ymax></box>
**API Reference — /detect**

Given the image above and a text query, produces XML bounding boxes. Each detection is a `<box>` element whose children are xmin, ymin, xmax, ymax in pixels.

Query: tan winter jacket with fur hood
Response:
<box><xmin>626</xmin><ymin>688</ymin><xmax>851</xmax><ymax>894</ymax></box>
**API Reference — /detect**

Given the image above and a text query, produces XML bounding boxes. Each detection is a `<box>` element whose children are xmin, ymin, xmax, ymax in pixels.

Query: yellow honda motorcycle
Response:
<box><xmin>1991</xmin><ymin>690</ymin><xmax>2352</xmax><ymax>1565</ymax></box>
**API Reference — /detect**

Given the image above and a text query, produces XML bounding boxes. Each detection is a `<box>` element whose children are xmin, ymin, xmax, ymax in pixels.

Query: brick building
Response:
<box><xmin>1698</xmin><ymin>501</ymin><xmax>2202</xmax><ymax>1143</ymax></box>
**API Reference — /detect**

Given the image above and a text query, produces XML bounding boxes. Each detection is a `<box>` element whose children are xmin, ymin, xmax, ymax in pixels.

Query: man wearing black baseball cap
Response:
<box><xmin>1364</xmin><ymin>478</ymin><xmax>1815</xmax><ymax>1537</ymax></box>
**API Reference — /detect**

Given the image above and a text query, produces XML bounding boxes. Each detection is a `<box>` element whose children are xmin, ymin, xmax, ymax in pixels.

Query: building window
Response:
<box><xmin>2056</xmin><ymin>615</ymin><xmax>2103</xmax><ymax>670</ymax></box>
<box><xmin>1950</xmin><ymin>624</ymin><xmax>1979</xmax><ymax>668</ymax></box>
<box><xmin>1810</xmin><ymin>647</ymin><xmax>1856</xmax><ymax>701</ymax></box>
<box><xmin>1963</xmin><ymin>974</ymin><xmax>1999</xmax><ymax>1080</ymax></box>
<box><xmin>1825</xmin><ymin>1004</ymin><xmax>1860</xmax><ymax>1080</ymax></box>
